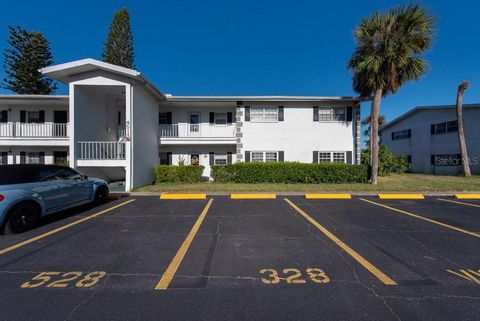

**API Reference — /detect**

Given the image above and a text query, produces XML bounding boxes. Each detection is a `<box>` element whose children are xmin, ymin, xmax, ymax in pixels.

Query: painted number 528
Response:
<box><xmin>259</xmin><ymin>268</ymin><xmax>330</xmax><ymax>285</ymax></box>
<box><xmin>21</xmin><ymin>271</ymin><xmax>107</xmax><ymax>289</ymax></box>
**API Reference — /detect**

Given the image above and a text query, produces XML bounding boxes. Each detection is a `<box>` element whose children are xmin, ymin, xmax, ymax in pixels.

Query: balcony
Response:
<box><xmin>0</xmin><ymin>122</ymin><xmax>69</xmax><ymax>138</ymax></box>
<box><xmin>159</xmin><ymin>124</ymin><xmax>236</xmax><ymax>145</ymax></box>
<box><xmin>77</xmin><ymin>141</ymin><xmax>126</xmax><ymax>167</ymax></box>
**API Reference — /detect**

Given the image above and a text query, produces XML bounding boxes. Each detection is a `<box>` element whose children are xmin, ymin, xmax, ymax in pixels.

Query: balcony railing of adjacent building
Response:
<box><xmin>0</xmin><ymin>122</ymin><xmax>69</xmax><ymax>138</ymax></box>
<box><xmin>78</xmin><ymin>141</ymin><xmax>126</xmax><ymax>160</ymax></box>
<box><xmin>159</xmin><ymin>124</ymin><xmax>236</xmax><ymax>138</ymax></box>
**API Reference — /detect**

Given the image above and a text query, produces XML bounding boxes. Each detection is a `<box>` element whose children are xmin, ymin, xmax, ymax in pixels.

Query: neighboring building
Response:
<box><xmin>0</xmin><ymin>59</ymin><xmax>368</xmax><ymax>191</ymax></box>
<box><xmin>380</xmin><ymin>104</ymin><xmax>480</xmax><ymax>175</ymax></box>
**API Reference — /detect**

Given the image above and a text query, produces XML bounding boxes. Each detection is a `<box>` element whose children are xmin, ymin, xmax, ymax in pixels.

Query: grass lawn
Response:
<box><xmin>134</xmin><ymin>173</ymin><xmax>480</xmax><ymax>193</ymax></box>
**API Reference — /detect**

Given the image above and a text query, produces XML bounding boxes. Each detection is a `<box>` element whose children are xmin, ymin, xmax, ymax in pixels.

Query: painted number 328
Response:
<box><xmin>259</xmin><ymin>268</ymin><xmax>330</xmax><ymax>285</ymax></box>
<box><xmin>21</xmin><ymin>271</ymin><xmax>107</xmax><ymax>289</ymax></box>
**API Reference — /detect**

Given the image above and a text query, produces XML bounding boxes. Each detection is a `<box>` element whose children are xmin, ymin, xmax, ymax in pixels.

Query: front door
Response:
<box><xmin>189</xmin><ymin>113</ymin><xmax>200</xmax><ymax>136</ymax></box>
<box><xmin>53</xmin><ymin>111</ymin><xmax>68</xmax><ymax>137</ymax></box>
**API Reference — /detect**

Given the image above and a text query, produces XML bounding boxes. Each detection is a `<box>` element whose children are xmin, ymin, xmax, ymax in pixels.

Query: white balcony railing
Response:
<box><xmin>79</xmin><ymin>141</ymin><xmax>126</xmax><ymax>160</ymax></box>
<box><xmin>159</xmin><ymin>124</ymin><xmax>235</xmax><ymax>138</ymax></box>
<box><xmin>0</xmin><ymin>122</ymin><xmax>69</xmax><ymax>138</ymax></box>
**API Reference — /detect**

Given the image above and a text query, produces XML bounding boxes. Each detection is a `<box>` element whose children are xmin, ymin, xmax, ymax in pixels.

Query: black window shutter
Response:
<box><xmin>1</xmin><ymin>110</ymin><xmax>7</xmax><ymax>123</ymax></box>
<box><xmin>209</xmin><ymin>152</ymin><xmax>214</xmax><ymax>165</ymax></box>
<box><xmin>39</xmin><ymin>152</ymin><xmax>45</xmax><ymax>164</ymax></box>
<box><xmin>227</xmin><ymin>112</ymin><xmax>233</xmax><ymax>124</ymax></box>
<box><xmin>430</xmin><ymin>124</ymin><xmax>435</xmax><ymax>135</ymax></box>
<box><xmin>407</xmin><ymin>129</ymin><xmax>411</xmax><ymax>138</ymax></box>
<box><xmin>278</xmin><ymin>151</ymin><xmax>284</xmax><ymax>162</ymax></box>
<box><xmin>346</xmin><ymin>151</ymin><xmax>352</xmax><ymax>164</ymax></box>
<box><xmin>20</xmin><ymin>152</ymin><xmax>26</xmax><ymax>164</ymax></box>
<box><xmin>431</xmin><ymin>155</ymin><xmax>435</xmax><ymax>165</ymax></box>
<box><xmin>313</xmin><ymin>107</ymin><xmax>319</xmax><ymax>121</ymax></box>
<box><xmin>278</xmin><ymin>106</ymin><xmax>284</xmax><ymax>121</ymax></box>
<box><xmin>391</xmin><ymin>132</ymin><xmax>395</xmax><ymax>140</ymax></box>
<box><xmin>167</xmin><ymin>112</ymin><xmax>172</xmax><ymax>124</ymax></box>
<box><xmin>245</xmin><ymin>151</ymin><xmax>250</xmax><ymax>162</ymax></box>
<box><xmin>39</xmin><ymin>110</ymin><xmax>45</xmax><ymax>123</ymax></box>
<box><xmin>20</xmin><ymin>110</ymin><xmax>26</xmax><ymax>123</ymax></box>
<box><xmin>347</xmin><ymin>107</ymin><xmax>353</xmax><ymax>121</ymax></box>
<box><xmin>209</xmin><ymin>112</ymin><xmax>215</xmax><ymax>124</ymax></box>
<box><xmin>227</xmin><ymin>152</ymin><xmax>232</xmax><ymax>164</ymax></box>
<box><xmin>167</xmin><ymin>152</ymin><xmax>172</xmax><ymax>165</ymax></box>
<box><xmin>245</xmin><ymin>107</ymin><xmax>250</xmax><ymax>122</ymax></box>
<box><xmin>313</xmin><ymin>151</ymin><xmax>318</xmax><ymax>163</ymax></box>
<box><xmin>1</xmin><ymin>152</ymin><xmax>7</xmax><ymax>164</ymax></box>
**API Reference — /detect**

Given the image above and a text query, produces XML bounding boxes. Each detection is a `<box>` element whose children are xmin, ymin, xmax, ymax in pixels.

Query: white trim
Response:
<box><xmin>317</xmin><ymin>151</ymin><xmax>347</xmax><ymax>164</ymax></box>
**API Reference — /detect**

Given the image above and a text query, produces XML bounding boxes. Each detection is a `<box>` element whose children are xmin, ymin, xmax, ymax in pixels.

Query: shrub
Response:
<box><xmin>211</xmin><ymin>162</ymin><xmax>368</xmax><ymax>183</ymax></box>
<box><xmin>155</xmin><ymin>165</ymin><xmax>204</xmax><ymax>183</ymax></box>
<box><xmin>361</xmin><ymin>144</ymin><xmax>409</xmax><ymax>176</ymax></box>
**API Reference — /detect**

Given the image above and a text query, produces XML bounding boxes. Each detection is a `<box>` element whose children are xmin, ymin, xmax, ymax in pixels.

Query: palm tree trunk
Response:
<box><xmin>370</xmin><ymin>88</ymin><xmax>383</xmax><ymax>184</ymax></box>
<box><xmin>456</xmin><ymin>81</ymin><xmax>471</xmax><ymax>177</ymax></box>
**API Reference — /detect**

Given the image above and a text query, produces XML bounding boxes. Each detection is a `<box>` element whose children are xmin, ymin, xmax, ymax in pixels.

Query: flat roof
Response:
<box><xmin>380</xmin><ymin>103</ymin><xmax>480</xmax><ymax>131</ymax></box>
<box><xmin>41</xmin><ymin>59</ymin><xmax>165</xmax><ymax>101</ymax></box>
<box><xmin>165</xmin><ymin>95</ymin><xmax>370</xmax><ymax>103</ymax></box>
<box><xmin>0</xmin><ymin>95</ymin><xmax>68</xmax><ymax>105</ymax></box>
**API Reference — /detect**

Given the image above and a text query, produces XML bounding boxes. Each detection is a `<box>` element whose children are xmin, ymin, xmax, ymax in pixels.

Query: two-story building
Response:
<box><xmin>379</xmin><ymin>104</ymin><xmax>480</xmax><ymax>175</ymax></box>
<box><xmin>1</xmin><ymin>59</ymin><xmax>367</xmax><ymax>191</ymax></box>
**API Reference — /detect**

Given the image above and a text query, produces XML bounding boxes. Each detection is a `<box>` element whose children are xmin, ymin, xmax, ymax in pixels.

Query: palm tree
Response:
<box><xmin>456</xmin><ymin>81</ymin><xmax>471</xmax><ymax>176</ymax></box>
<box><xmin>348</xmin><ymin>4</ymin><xmax>435</xmax><ymax>184</ymax></box>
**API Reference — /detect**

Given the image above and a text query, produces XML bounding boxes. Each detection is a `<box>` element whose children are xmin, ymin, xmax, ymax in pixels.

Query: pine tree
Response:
<box><xmin>102</xmin><ymin>7</ymin><xmax>135</xmax><ymax>69</ymax></box>
<box><xmin>2</xmin><ymin>26</ymin><xmax>57</xmax><ymax>94</ymax></box>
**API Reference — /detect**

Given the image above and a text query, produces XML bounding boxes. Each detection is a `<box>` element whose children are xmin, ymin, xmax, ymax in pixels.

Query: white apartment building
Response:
<box><xmin>0</xmin><ymin>59</ymin><xmax>366</xmax><ymax>191</ymax></box>
<box><xmin>380</xmin><ymin>104</ymin><xmax>480</xmax><ymax>175</ymax></box>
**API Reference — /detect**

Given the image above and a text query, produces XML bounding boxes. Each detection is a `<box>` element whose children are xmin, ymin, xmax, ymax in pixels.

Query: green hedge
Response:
<box><xmin>211</xmin><ymin>162</ymin><xmax>368</xmax><ymax>183</ymax></box>
<box><xmin>155</xmin><ymin>165</ymin><xmax>204</xmax><ymax>183</ymax></box>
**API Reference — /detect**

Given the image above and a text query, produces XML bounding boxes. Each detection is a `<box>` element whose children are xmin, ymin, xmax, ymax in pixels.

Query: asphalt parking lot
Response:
<box><xmin>0</xmin><ymin>195</ymin><xmax>479</xmax><ymax>321</ymax></box>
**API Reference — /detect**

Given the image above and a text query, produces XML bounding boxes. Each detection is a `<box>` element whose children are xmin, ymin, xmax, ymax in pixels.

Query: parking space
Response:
<box><xmin>0</xmin><ymin>195</ymin><xmax>479</xmax><ymax>320</ymax></box>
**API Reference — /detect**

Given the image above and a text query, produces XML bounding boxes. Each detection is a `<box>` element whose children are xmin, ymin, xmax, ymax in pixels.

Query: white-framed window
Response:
<box><xmin>250</xmin><ymin>107</ymin><xmax>278</xmax><ymax>122</ymax></box>
<box><xmin>27</xmin><ymin>152</ymin><xmax>40</xmax><ymax>164</ymax></box>
<box><xmin>432</xmin><ymin>121</ymin><xmax>457</xmax><ymax>135</ymax></box>
<box><xmin>214</xmin><ymin>113</ymin><xmax>227</xmax><ymax>125</ymax></box>
<box><xmin>214</xmin><ymin>153</ymin><xmax>227</xmax><ymax>165</ymax></box>
<box><xmin>27</xmin><ymin>111</ymin><xmax>41</xmax><ymax>123</ymax></box>
<box><xmin>392</xmin><ymin>129</ymin><xmax>411</xmax><ymax>140</ymax></box>
<box><xmin>317</xmin><ymin>107</ymin><xmax>346</xmax><ymax>121</ymax></box>
<box><xmin>251</xmin><ymin>151</ymin><xmax>278</xmax><ymax>163</ymax></box>
<box><xmin>317</xmin><ymin>152</ymin><xmax>347</xmax><ymax>163</ymax></box>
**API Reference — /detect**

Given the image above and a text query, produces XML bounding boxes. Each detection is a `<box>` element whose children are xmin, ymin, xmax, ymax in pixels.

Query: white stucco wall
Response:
<box><xmin>241</xmin><ymin>102</ymin><xmax>356</xmax><ymax>164</ymax></box>
<box><xmin>131</xmin><ymin>85</ymin><xmax>160</xmax><ymax>189</ymax></box>
<box><xmin>380</xmin><ymin>107</ymin><xmax>480</xmax><ymax>174</ymax></box>
<box><xmin>0</xmin><ymin>146</ymin><xmax>68</xmax><ymax>165</ymax></box>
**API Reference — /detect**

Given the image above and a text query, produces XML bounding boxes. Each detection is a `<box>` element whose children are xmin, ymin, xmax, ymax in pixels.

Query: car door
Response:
<box><xmin>55</xmin><ymin>169</ymin><xmax>92</xmax><ymax>203</ymax></box>
<box><xmin>29</xmin><ymin>168</ymin><xmax>70</xmax><ymax>211</ymax></box>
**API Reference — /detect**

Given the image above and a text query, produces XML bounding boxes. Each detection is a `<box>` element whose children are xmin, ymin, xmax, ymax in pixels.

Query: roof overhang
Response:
<box><xmin>0</xmin><ymin>95</ymin><xmax>68</xmax><ymax>105</ymax></box>
<box><xmin>165</xmin><ymin>95</ymin><xmax>371</xmax><ymax>103</ymax></box>
<box><xmin>41</xmin><ymin>58</ymin><xmax>165</xmax><ymax>101</ymax></box>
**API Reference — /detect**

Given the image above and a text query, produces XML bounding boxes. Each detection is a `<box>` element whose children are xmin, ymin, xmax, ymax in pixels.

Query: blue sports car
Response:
<box><xmin>0</xmin><ymin>165</ymin><xmax>109</xmax><ymax>233</ymax></box>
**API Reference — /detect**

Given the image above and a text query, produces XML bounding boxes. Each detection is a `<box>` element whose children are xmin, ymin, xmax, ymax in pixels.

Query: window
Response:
<box><xmin>214</xmin><ymin>113</ymin><xmax>227</xmax><ymax>125</ymax></box>
<box><xmin>432</xmin><ymin>154</ymin><xmax>462</xmax><ymax>166</ymax></box>
<box><xmin>432</xmin><ymin>121</ymin><xmax>457</xmax><ymax>135</ymax></box>
<box><xmin>318</xmin><ymin>152</ymin><xmax>346</xmax><ymax>163</ymax></box>
<box><xmin>317</xmin><ymin>107</ymin><xmax>346</xmax><ymax>121</ymax></box>
<box><xmin>250</xmin><ymin>107</ymin><xmax>278</xmax><ymax>122</ymax></box>
<box><xmin>158</xmin><ymin>152</ymin><xmax>169</xmax><ymax>165</ymax></box>
<box><xmin>251</xmin><ymin>151</ymin><xmax>278</xmax><ymax>163</ymax></box>
<box><xmin>392</xmin><ymin>129</ymin><xmax>411</xmax><ymax>140</ymax></box>
<box><xmin>27</xmin><ymin>152</ymin><xmax>40</xmax><ymax>164</ymax></box>
<box><xmin>27</xmin><ymin>111</ymin><xmax>41</xmax><ymax>123</ymax></box>
<box><xmin>54</xmin><ymin>151</ymin><xmax>68</xmax><ymax>165</ymax></box>
<box><xmin>55</xmin><ymin>169</ymin><xmax>83</xmax><ymax>180</ymax></box>
<box><xmin>159</xmin><ymin>113</ymin><xmax>168</xmax><ymax>124</ymax></box>
<box><xmin>332</xmin><ymin>152</ymin><xmax>346</xmax><ymax>163</ymax></box>
<box><xmin>214</xmin><ymin>154</ymin><xmax>227</xmax><ymax>165</ymax></box>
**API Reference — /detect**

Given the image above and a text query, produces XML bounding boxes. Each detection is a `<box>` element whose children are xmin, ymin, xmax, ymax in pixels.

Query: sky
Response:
<box><xmin>0</xmin><ymin>0</ymin><xmax>479</xmax><ymax>124</ymax></box>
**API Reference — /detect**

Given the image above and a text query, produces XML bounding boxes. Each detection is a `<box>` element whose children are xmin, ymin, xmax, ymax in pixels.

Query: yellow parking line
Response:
<box><xmin>305</xmin><ymin>194</ymin><xmax>351</xmax><ymax>199</ymax></box>
<box><xmin>437</xmin><ymin>198</ymin><xmax>480</xmax><ymax>209</ymax></box>
<box><xmin>360</xmin><ymin>198</ymin><xmax>480</xmax><ymax>238</ymax></box>
<box><xmin>230</xmin><ymin>194</ymin><xmax>276</xmax><ymax>199</ymax></box>
<box><xmin>377</xmin><ymin>194</ymin><xmax>425</xmax><ymax>200</ymax></box>
<box><xmin>454</xmin><ymin>194</ymin><xmax>480</xmax><ymax>199</ymax></box>
<box><xmin>284</xmin><ymin>198</ymin><xmax>397</xmax><ymax>286</ymax></box>
<box><xmin>155</xmin><ymin>198</ymin><xmax>214</xmax><ymax>290</ymax></box>
<box><xmin>0</xmin><ymin>199</ymin><xmax>136</xmax><ymax>256</ymax></box>
<box><xmin>160</xmin><ymin>194</ymin><xmax>207</xmax><ymax>200</ymax></box>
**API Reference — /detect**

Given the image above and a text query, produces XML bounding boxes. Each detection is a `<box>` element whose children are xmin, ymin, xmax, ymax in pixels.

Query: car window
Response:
<box><xmin>55</xmin><ymin>169</ymin><xmax>83</xmax><ymax>180</ymax></box>
<box><xmin>36</xmin><ymin>168</ymin><xmax>63</xmax><ymax>181</ymax></box>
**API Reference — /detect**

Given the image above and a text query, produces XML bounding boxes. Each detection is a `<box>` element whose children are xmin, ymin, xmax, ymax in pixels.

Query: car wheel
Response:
<box><xmin>5</xmin><ymin>202</ymin><xmax>41</xmax><ymax>234</ymax></box>
<box><xmin>94</xmin><ymin>186</ymin><xmax>109</xmax><ymax>205</ymax></box>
